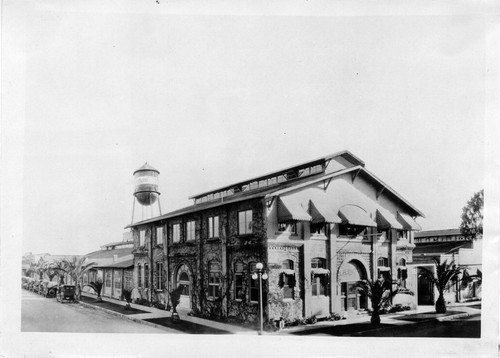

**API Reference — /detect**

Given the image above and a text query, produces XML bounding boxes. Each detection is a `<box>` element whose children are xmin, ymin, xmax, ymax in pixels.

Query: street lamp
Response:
<box><xmin>252</xmin><ymin>262</ymin><xmax>268</xmax><ymax>334</ymax></box>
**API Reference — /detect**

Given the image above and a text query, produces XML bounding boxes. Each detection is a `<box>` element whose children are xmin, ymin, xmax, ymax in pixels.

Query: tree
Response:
<box><xmin>420</xmin><ymin>257</ymin><xmax>462</xmax><ymax>314</ymax></box>
<box><xmin>356</xmin><ymin>277</ymin><xmax>400</xmax><ymax>326</ymax></box>
<box><xmin>88</xmin><ymin>280</ymin><xmax>104</xmax><ymax>302</ymax></box>
<box><xmin>50</xmin><ymin>260</ymin><xmax>68</xmax><ymax>285</ymax></box>
<box><xmin>460</xmin><ymin>189</ymin><xmax>483</xmax><ymax>239</ymax></box>
<box><xmin>63</xmin><ymin>256</ymin><xmax>96</xmax><ymax>300</ymax></box>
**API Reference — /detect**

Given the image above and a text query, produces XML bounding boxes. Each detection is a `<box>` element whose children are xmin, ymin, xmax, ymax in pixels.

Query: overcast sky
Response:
<box><xmin>16</xmin><ymin>3</ymin><xmax>487</xmax><ymax>256</ymax></box>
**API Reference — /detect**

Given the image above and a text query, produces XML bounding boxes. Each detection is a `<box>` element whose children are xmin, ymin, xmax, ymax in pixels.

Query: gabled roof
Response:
<box><xmin>189</xmin><ymin>150</ymin><xmax>364</xmax><ymax>201</ymax></box>
<box><xmin>127</xmin><ymin>151</ymin><xmax>423</xmax><ymax>228</ymax></box>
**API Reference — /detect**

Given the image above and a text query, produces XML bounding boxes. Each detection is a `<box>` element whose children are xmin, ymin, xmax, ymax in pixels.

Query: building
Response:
<box><xmin>126</xmin><ymin>151</ymin><xmax>424</xmax><ymax>325</ymax></box>
<box><xmin>81</xmin><ymin>238</ymin><xmax>134</xmax><ymax>299</ymax></box>
<box><xmin>412</xmin><ymin>229</ymin><xmax>482</xmax><ymax>305</ymax></box>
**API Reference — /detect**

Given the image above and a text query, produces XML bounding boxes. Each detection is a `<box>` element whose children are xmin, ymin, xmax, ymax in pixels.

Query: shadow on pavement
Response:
<box><xmin>144</xmin><ymin>317</ymin><xmax>233</xmax><ymax>334</ymax></box>
<box><xmin>390</xmin><ymin>310</ymin><xmax>462</xmax><ymax>322</ymax></box>
<box><xmin>291</xmin><ymin>323</ymin><xmax>394</xmax><ymax>336</ymax></box>
<box><xmin>79</xmin><ymin>295</ymin><xmax>151</xmax><ymax>315</ymax></box>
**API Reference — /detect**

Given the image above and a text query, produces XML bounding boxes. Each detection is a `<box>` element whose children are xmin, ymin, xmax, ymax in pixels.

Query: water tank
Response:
<box><xmin>133</xmin><ymin>162</ymin><xmax>160</xmax><ymax>206</ymax></box>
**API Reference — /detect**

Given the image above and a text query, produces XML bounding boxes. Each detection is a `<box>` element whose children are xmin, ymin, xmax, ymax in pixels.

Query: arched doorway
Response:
<box><xmin>175</xmin><ymin>264</ymin><xmax>191</xmax><ymax>310</ymax></box>
<box><xmin>339</xmin><ymin>260</ymin><xmax>367</xmax><ymax>313</ymax></box>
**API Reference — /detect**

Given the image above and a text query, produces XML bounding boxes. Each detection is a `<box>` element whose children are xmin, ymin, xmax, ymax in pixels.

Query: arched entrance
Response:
<box><xmin>175</xmin><ymin>264</ymin><xmax>192</xmax><ymax>310</ymax></box>
<box><xmin>339</xmin><ymin>260</ymin><xmax>367</xmax><ymax>313</ymax></box>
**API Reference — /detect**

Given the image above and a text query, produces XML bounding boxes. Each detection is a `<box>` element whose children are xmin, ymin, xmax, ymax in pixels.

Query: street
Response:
<box><xmin>21</xmin><ymin>290</ymin><xmax>176</xmax><ymax>333</ymax></box>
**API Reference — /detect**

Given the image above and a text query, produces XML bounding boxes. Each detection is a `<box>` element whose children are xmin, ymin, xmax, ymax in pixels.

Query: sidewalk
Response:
<box><xmin>78</xmin><ymin>293</ymin><xmax>257</xmax><ymax>334</ymax></box>
<box><xmin>78</xmin><ymin>293</ymin><xmax>480</xmax><ymax>336</ymax></box>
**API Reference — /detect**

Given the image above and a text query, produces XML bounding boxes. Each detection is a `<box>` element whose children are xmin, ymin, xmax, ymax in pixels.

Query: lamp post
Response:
<box><xmin>252</xmin><ymin>262</ymin><xmax>268</xmax><ymax>334</ymax></box>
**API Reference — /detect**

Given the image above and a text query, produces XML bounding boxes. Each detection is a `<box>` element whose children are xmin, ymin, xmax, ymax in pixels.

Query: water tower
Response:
<box><xmin>131</xmin><ymin>162</ymin><xmax>162</xmax><ymax>224</ymax></box>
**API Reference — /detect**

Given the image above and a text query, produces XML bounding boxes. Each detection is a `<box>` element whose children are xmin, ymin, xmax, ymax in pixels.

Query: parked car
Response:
<box><xmin>57</xmin><ymin>285</ymin><xmax>76</xmax><ymax>303</ymax></box>
<box><xmin>42</xmin><ymin>281</ymin><xmax>58</xmax><ymax>298</ymax></box>
<box><xmin>32</xmin><ymin>280</ymin><xmax>42</xmax><ymax>293</ymax></box>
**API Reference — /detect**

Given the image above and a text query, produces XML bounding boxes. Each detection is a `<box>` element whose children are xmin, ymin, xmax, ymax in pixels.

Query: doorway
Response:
<box><xmin>175</xmin><ymin>264</ymin><xmax>191</xmax><ymax>310</ymax></box>
<box><xmin>417</xmin><ymin>267</ymin><xmax>434</xmax><ymax>305</ymax></box>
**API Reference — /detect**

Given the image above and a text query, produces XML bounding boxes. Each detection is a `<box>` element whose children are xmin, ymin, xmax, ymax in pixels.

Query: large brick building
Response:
<box><xmin>127</xmin><ymin>151</ymin><xmax>423</xmax><ymax>325</ymax></box>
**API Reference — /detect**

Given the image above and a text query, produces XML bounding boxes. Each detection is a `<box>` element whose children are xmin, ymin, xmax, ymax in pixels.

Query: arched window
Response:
<box><xmin>208</xmin><ymin>261</ymin><xmax>221</xmax><ymax>299</ymax></box>
<box><xmin>234</xmin><ymin>262</ymin><xmax>245</xmax><ymax>300</ymax></box>
<box><xmin>399</xmin><ymin>258</ymin><xmax>406</xmax><ymax>267</ymax></box>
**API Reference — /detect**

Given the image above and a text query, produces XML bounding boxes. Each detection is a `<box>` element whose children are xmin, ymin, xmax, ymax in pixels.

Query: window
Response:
<box><xmin>208</xmin><ymin>216</ymin><xmax>219</xmax><ymax>238</ymax></box>
<box><xmin>156</xmin><ymin>262</ymin><xmax>163</xmax><ymax>290</ymax></box>
<box><xmin>249</xmin><ymin>262</ymin><xmax>259</xmax><ymax>302</ymax></box>
<box><xmin>156</xmin><ymin>227</ymin><xmax>163</xmax><ymax>245</ymax></box>
<box><xmin>311</xmin><ymin>258</ymin><xmax>327</xmax><ymax>296</ymax></box>
<box><xmin>137</xmin><ymin>264</ymin><xmax>142</xmax><ymax>288</ymax></box>
<box><xmin>238</xmin><ymin>210</ymin><xmax>253</xmax><ymax>235</ymax></box>
<box><xmin>208</xmin><ymin>261</ymin><xmax>221</xmax><ymax>299</ymax></box>
<box><xmin>139</xmin><ymin>230</ymin><xmax>146</xmax><ymax>246</ymax></box>
<box><xmin>145</xmin><ymin>264</ymin><xmax>149</xmax><ymax>289</ymax></box>
<box><xmin>234</xmin><ymin>262</ymin><xmax>245</xmax><ymax>300</ymax></box>
<box><xmin>172</xmin><ymin>224</ymin><xmax>180</xmax><ymax>243</ymax></box>
<box><xmin>114</xmin><ymin>270</ymin><xmax>121</xmax><ymax>290</ymax></box>
<box><xmin>311</xmin><ymin>222</ymin><xmax>328</xmax><ymax>235</ymax></box>
<box><xmin>280</xmin><ymin>260</ymin><xmax>295</xmax><ymax>299</ymax></box>
<box><xmin>278</xmin><ymin>222</ymin><xmax>297</xmax><ymax>234</ymax></box>
<box><xmin>105</xmin><ymin>270</ymin><xmax>112</xmax><ymax>289</ymax></box>
<box><xmin>398</xmin><ymin>230</ymin><xmax>409</xmax><ymax>240</ymax></box>
<box><xmin>186</xmin><ymin>221</ymin><xmax>196</xmax><ymax>241</ymax></box>
<box><xmin>377</xmin><ymin>257</ymin><xmax>390</xmax><ymax>280</ymax></box>
<box><xmin>339</xmin><ymin>224</ymin><xmax>367</xmax><ymax>237</ymax></box>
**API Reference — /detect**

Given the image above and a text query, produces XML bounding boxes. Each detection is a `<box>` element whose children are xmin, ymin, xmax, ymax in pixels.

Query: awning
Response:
<box><xmin>309</xmin><ymin>199</ymin><xmax>342</xmax><ymax>224</ymax></box>
<box><xmin>278</xmin><ymin>196</ymin><xmax>312</xmax><ymax>222</ymax></box>
<box><xmin>376</xmin><ymin>208</ymin><xmax>403</xmax><ymax>230</ymax></box>
<box><xmin>378</xmin><ymin>267</ymin><xmax>391</xmax><ymax>272</ymax></box>
<box><xmin>338</xmin><ymin>205</ymin><xmax>377</xmax><ymax>227</ymax></box>
<box><xmin>397</xmin><ymin>212</ymin><xmax>422</xmax><ymax>231</ymax></box>
<box><xmin>281</xmin><ymin>269</ymin><xmax>295</xmax><ymax>275</ymax></box>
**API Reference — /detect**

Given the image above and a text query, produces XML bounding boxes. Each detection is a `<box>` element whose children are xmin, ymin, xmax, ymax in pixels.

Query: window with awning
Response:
<box><xmin>277</xmin><ymin>196</ymin><xmax>312</xmax><ymax>223</ymax></box>
<box><xmin>309</xmin><ymin>199</ymin><xmax>341</xmax><ymax>224</ymax></box>
<box><xmin>338</xmin><ymin>205</ymin><xmax>377</xmax><ymax>227</ymax></box>
<box><xmin>376</xmin><ymin>208</ymin><xmax>403</xmax><ymax>230</ymax></box>
<box><xmin>397</xmin><ymin>212</ymin><xmax>422</xmax><ymax>231</ymax></box>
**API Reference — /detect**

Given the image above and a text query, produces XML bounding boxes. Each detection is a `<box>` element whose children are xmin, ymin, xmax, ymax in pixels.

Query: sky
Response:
<box><xmin>14</xmin><ymin>3</ymin><xmax>487</xmax><ymax>256</ymax></box>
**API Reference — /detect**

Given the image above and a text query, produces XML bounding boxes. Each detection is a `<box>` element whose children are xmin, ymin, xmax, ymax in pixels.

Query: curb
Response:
<box><xmin>77</xmin><ymin>300</ymin><xmax>177</xmax><ymax>333</ymax></box>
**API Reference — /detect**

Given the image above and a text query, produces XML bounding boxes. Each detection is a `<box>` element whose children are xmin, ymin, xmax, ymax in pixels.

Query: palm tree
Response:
<box><xmin>35</xmin><ymin>257</ymin><xmax>47</xmax><ymax>280</ymax></box>
<box><xmin>50</xmin><ymin>259</ymin><xmax>69</xmax><ymax>285</ymax></box>
<box><xmin>356</xmin><ymin>278</ymin><xmax>396</xmax><ymax>326</ymax></box>
<box><xmin>420</xmin><ymin>257</ymin><xmax>462</xmax><ymax>314</ymax></box>
<box><xmin>88</xmin><ymin>280</ymin><xmax>104</xmax><ymax>302</ymax></box>
<box><xmin>63</xmin><ymin>256</ymin><xmax>96</xmax><ymax>300</ymax></box>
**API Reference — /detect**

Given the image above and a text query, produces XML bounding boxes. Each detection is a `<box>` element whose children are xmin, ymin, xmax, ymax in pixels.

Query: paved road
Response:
<box><xmin>21</xmin><ymin>290</ymin><xmax>177</xmax><ymax>333</ymax></box>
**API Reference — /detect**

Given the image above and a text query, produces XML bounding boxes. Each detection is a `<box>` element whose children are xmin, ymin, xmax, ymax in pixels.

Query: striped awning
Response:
<box><xmin>338</xmin><ymin>205</ymin><xmax>377</xmax><ymax>227</ymax></box>
<box><xmin>376</xmin><ymin>207</ymin><xmax>403</xmax><ymax>230</ymax></box>
<box><xmin>397</xmin><ymin>212</ymin><xmax>422</xmax><ymax>231</ymax></box>
<box><xmin>309</xmin><ymin>199</ymin><xmax>342</xmax><ymax>224</ymax></box>
<box><xmin>278</xmin><ymin>196</ymin><xmax>312</xmax><ymax>222</ymax></box>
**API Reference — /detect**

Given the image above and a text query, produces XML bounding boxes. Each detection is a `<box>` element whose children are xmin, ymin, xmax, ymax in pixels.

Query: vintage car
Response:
<box><xmin>32</xmin><ymin>280</ymin><xmax>42</xmax><ymax>293</ymax></box>
<box><xmin>42</xmin><ymin>281</ymin><xmax>58</xmax><ymax>298</ymax></box>
<box><xmin>57</xmin><ymin>285</ymin><xmax>76</xmax><ymax>303</ymax></box>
